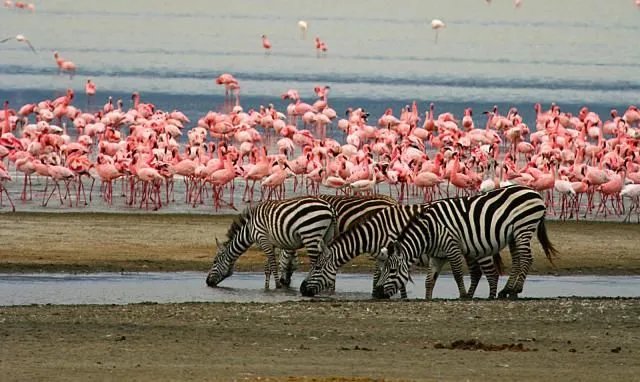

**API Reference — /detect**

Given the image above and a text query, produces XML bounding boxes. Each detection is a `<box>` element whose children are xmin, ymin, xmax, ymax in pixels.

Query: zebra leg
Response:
<box><xmin>478</xmin><ymin>255</ymin><xmax>500</xmax><ymax>299</ymax></box>
<box><xmin>512</xmin><ymin>233</ymin><xmax>535</xmax><ymax>299</ymax></box>
<box><xmin>446</xmin><ymin>249</ymin><xmax>470</xmax><ymax>299</ymax></box>
<box><xmin>371</xmin><ymin>263</ymin><xmax>382</xmax><ymax>297</ymax></box>
<box><xmin>499</xmin><ymin>240</ymin><xmax>521</xmax><ymax>299</ymax></box>
<box><xmin>466</xmin><ymin>260</ymin><xmax>482</xmax><ymax>298</ymax></box>
<box><xmin>256</xmin><ymin>239</ymin><xmax>282</xmax><ymax>290</ymax></box>
<box><xmin>425</xmin><ymin>257</ymin><xmax>446</xmax><ymax>300</ymax></box>
<box><xmin>278</xmin><ymin>249</ymin><xmax>298</xmax><ymax>287</ymax></box>
<box><xmin>500</xmin><ymin>232</ymin><xmax>534</xmax><ymax>299</ymax></box>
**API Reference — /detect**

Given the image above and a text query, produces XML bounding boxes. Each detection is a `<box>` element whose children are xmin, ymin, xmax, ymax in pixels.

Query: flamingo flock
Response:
<box><xmin>3</xmin><ymin>1</ymin><xmax>35</xmax><ymax>11</ymax></box>
<box><xmin>0</xmin><ymin>76</ymin><xmax>639</xmax><ymax>222</ymax></box>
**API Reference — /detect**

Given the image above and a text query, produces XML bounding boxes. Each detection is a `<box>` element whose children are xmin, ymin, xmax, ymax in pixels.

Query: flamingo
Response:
<box><xmin>0</xmin><ymin>34</ymin><xmax>36</xmax><ymax>53</ymax></box>
<box><xmin>262</xmin><ymin>34</ymin><xmax>272</xmax><ymax>54</ymax></box>
<box><xmin>430</xmin><ymin>19</ymin><xmax>446</xmax><ymax>44</ymax></box>
<box><xmin>0</xmin><ymin>164</ymin><xmax>15</xmax><ymax>212</ymax></box>
<box><xmin>85</xmin><ymin>79</ymin><xmax>96</xmax><ymax>109</ymax></box>
<box><xmin>621</xmin><ymin>184</ymin><xmax>640</xmax><ymax>223</ymax></box>
<box><xmin>53</xmin><ymin>51</ymin><xmax>77</xmax><ymax>79</ymax></box>
<box><xmin>349</xmin><ymin>165</ymin><xmax>378</xmax><ymax>195</ymax></box>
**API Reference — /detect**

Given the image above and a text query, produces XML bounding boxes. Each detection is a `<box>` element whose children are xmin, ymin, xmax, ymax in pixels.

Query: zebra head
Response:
<box><xmin>205</xmin><ymin>237</ymin><xmax>235</xmax><ymax>287</ymax></box>
<box><xmin>299</xmin><ymin>241</ymin><xmax>335</xmax><ymax>297</ymax></box>
<box><xmin>373</xmin><ymin>242</ymin><xmax>411</xmax><ymax>299</ymax></box>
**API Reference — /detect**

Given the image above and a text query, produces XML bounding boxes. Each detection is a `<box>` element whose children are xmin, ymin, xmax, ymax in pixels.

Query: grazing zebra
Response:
<box><xmin>278</xmin><ymin>194</ymin><xmax>398</xmax><ymax>287</ymax></box>
<box><xmin>299</xmin><ymin>203</ymin><xmax>431</xmax><ymax>297</ymax></box>
<box><xmin>372</xmin><ymin>185</ymin><xmax>558</xmax><ymax>300</ymax></box>
<box><xmin>205</xmin><ymin>196</ymin><xmax>337</xmax><ymax>289</ymax></box>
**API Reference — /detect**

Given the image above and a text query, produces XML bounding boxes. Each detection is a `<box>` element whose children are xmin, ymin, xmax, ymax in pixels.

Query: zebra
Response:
<box><xmin>205</xmin><ymin>196</ymin><xmax>337</xmax><ymax>289</ymax></box>
<box><xmin>372</xmin><ymin>185</ymin><xmax>558</xmax><ymax>300</ymax></box>
<box><xmin>277</xmin><ymin>194</ymin><xmax>399</xmax><ymax>288</ymax></box>
<box><xmin>299</xmin><ymin>203</ymin><xmax>432</xmax><ymax>297</ymax></box>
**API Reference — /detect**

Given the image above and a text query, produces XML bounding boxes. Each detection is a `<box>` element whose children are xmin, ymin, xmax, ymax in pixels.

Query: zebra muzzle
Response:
<box><xmin>299</xmin><ymin>280</ymin><xmax>316</xmax><ymax>297</ymax></box>
<box><xmin>372</xmin><ymin>285</ymin><xmax>391</xmax><ymax>299</ymax></box>
<box><xmin>205</xmin><ymin>274</ymin><xmax>219</xmax><ymax>287</ymax></box>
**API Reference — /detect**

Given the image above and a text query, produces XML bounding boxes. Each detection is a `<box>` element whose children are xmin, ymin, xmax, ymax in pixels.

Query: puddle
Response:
<box><xmin>0</xmin><ymin>272</ymin><xmax>638</xmax><ymax>306</ymax></box>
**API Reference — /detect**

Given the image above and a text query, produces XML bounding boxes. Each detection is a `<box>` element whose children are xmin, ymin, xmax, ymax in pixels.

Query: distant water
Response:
<box><xmin>1</xmin><ymin>0</ymin><xmax>639</xmax><ymax>128</ymax></box>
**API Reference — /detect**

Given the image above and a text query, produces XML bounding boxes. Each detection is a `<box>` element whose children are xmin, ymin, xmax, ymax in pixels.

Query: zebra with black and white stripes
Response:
<box><xmin>205</xmin><ymin>196</ymin><xmax>337</xmax><ymax>289</ymax></box>
<box><xmin>278</xmin><ymin>194</ymin><xmax>398</xmax><ymax>287</ymax></box>
<box><xmin>298</xmin><ymin>203</ymin><xmax>432</xmax><ymax>297</ymax></box>
<box><xmin>372</xmin><ymin>185</ymin><xmax>557</xmax><ymax>300</ymax></box>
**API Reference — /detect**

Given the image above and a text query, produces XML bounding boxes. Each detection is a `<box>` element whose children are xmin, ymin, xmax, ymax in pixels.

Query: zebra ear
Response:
<box><xmin>215</xmin><ymin>237</ymin><xmax>221</xmax><ymax>249</ymax></box>
<box><xmin>393</xmin><ymin>240</ymin><xmax>402</xmax><ymax>255</ymax></box>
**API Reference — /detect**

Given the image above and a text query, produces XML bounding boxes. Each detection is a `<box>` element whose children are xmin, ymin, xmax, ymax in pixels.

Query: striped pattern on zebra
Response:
<box><xmin>278</xmin><ymin>194</ymin><xmax>398</xmax><ymax>287</ymax></box>
<box><xmin>205</xmin><ymin>196</ymin><xmax>337</xmax><ymax>289</ymax></box>
<box><xmin>372</xmin><ymin>185</ymin><xmax>558</xmax><ymax>300</ymax></box>
<box><xmin>299</xmin><ymin>203</ymin><xmax>430</xmax><ymax>297</ymax></box>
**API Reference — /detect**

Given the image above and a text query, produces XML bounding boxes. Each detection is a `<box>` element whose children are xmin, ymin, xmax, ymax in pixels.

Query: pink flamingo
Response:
<box><xmin>261</xmin><ymin>159</ymin><xmax>291</xmax><ymax>200</ymax></box>
<box><xmin>262</xmin><ymin>34</ymin><xmax>272</xmax><ymax>54</ymax></box>
<box><xmin>15</xmin><ymin>155</ymin><xmax>35</xmax><ymax>200</ymax></box>
<box><xmin>44</xmin><ymin>164</ymin><xmax>75</xmax><ymax>207</ymax></box>
<box><xmin>85</xmin><ymin>79</ymin><xmax>96</xmax><ymax>109</ymax></box>
<box><xmin>621</xmin><ymin>184</ymin><xmax>640</xmax><ymax>223</ymax></box>
<box><xmin>53</xmin><ymin>51</ymin><xmax>77</xmax><ymax>79</ymax></box>
<box><xmin>96</xmin><ymin>155</ymin><xmax>122</xmax><ymax>207</ymax></box>
<box><xmin>0</xmin><ymin>163</ymin><xmax>15</xmax><ymax>212</ymax></box>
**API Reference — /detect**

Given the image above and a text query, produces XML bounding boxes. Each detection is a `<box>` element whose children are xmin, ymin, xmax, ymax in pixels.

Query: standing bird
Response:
<box><xmin>85</xmin><ymin>79</ymin><xmax>96</xmax><ymax>110</ymax></box>
<box><xmin>298</xmin><ymin>20</ymin><xmax>308</xmax><ymax>39</ymax></box>
<box><xmin>53</xmin><ymin>51</ymin><xmax>77</xmax><ymax>79</ymax></box>
<box><xmin>0</xmin><ymin>34</ymin><xmax>37</xmax><ymax>54</ymax></box>
<box><xmin>430</xmin><ymin>19</ymin><xmax>445</xmax><ymax>44</ymax></box>
<box><xmin>261</xmin><ymin>34</ymin><xmax>272</xmax><ymax>55</ymax></box>
<box><xmin>515</xmin><ymin>0</ymin><xmax>522</xmax><ymax>7</ymax></box>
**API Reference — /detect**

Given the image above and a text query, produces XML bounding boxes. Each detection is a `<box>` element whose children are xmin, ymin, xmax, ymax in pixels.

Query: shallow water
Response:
<box><xmin>1</xmin><ymin>272</ymin><xmax>638</xmax><ymax>306</ymax></box>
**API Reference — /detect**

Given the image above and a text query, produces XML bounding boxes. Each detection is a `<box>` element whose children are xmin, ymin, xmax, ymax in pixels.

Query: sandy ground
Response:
<box><xmin>0</xmin><ymin>212</ymin><xmax>638</xmax><ymax>275</ymax></box>
<box><xmin>1</xmin><ymin>213</ymin><xmax>639</xmax><ymax>381</ymax></box>
<box><xmin>1</xmin><ymin>299</ymin><xmax>639</xmax><ymax>381</ymax></box>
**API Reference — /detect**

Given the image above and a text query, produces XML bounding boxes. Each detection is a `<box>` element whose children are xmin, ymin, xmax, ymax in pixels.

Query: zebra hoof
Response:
<box><xmin>508</xmin><ymin>292</ymin><xmax>519</xmax><ymax>300</ymax></box>
<box><xmin>497</xmin><ymin>290</ymin><xmax>509</xmax><ymax>299</ymax></box>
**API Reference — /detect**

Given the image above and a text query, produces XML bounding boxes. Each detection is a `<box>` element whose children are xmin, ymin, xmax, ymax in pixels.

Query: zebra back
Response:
<box><xmin>315</xmin><ymin>194</ymin><xmax>398</xmax><ymax>232</ymax></box>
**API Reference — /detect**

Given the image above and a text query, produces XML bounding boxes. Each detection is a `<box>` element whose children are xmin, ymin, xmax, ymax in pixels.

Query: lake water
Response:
<box><xmin>1</xmin><ymin>272</ymin><xmax>638</xmax><ymax>306</ymax></box>
<box><xmin>1</xmin><ymin>0</ymin><xmax>639</xmax><ymax>129</ymax></box>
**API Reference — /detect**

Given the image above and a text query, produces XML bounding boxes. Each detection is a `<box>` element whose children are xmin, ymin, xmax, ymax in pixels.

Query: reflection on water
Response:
<box><xmin>0</xmin><ymin>272</ymin><xmax>638</xmax><ymax>306</ymax></box>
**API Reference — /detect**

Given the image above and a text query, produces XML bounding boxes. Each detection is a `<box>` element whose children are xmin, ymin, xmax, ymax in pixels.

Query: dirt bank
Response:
<box><xmin>0</xmin><ymin>212</ymin><xmax>638</xmax><ymax>275</ymax></box>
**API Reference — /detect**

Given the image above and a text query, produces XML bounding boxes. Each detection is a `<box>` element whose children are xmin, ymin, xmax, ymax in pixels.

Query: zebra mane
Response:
<box><xmin>226</xmin><ymin>207</ymin><xmax>253</xmax><ymax>242</ymax></box>
<box><xmin>390</xmin><ymin>209</ymin><xmax>429</xmax><ymax>252</ymax></box>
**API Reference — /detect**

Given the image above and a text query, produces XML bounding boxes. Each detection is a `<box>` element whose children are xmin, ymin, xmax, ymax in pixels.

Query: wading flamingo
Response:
<box><xmin>262</xmin><ymin>34</ymin><xmax>272</xmax><ymax>54</ymax></box>
<box><xmin>430</xmin><ymin>19</ymin><xmax>445</xmax><ymax>44</ymax></box>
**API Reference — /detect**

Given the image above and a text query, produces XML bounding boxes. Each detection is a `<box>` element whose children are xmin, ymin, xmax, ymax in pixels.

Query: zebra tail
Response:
<box><xmin>536</xmin><ymin>217</ymin><xmax>559</xmax><ymax>265</ymax></box>
<box><xmin>493</xmin><ymin>253</ymin><xmax>505</xmax><ymax>276</ymax></box>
